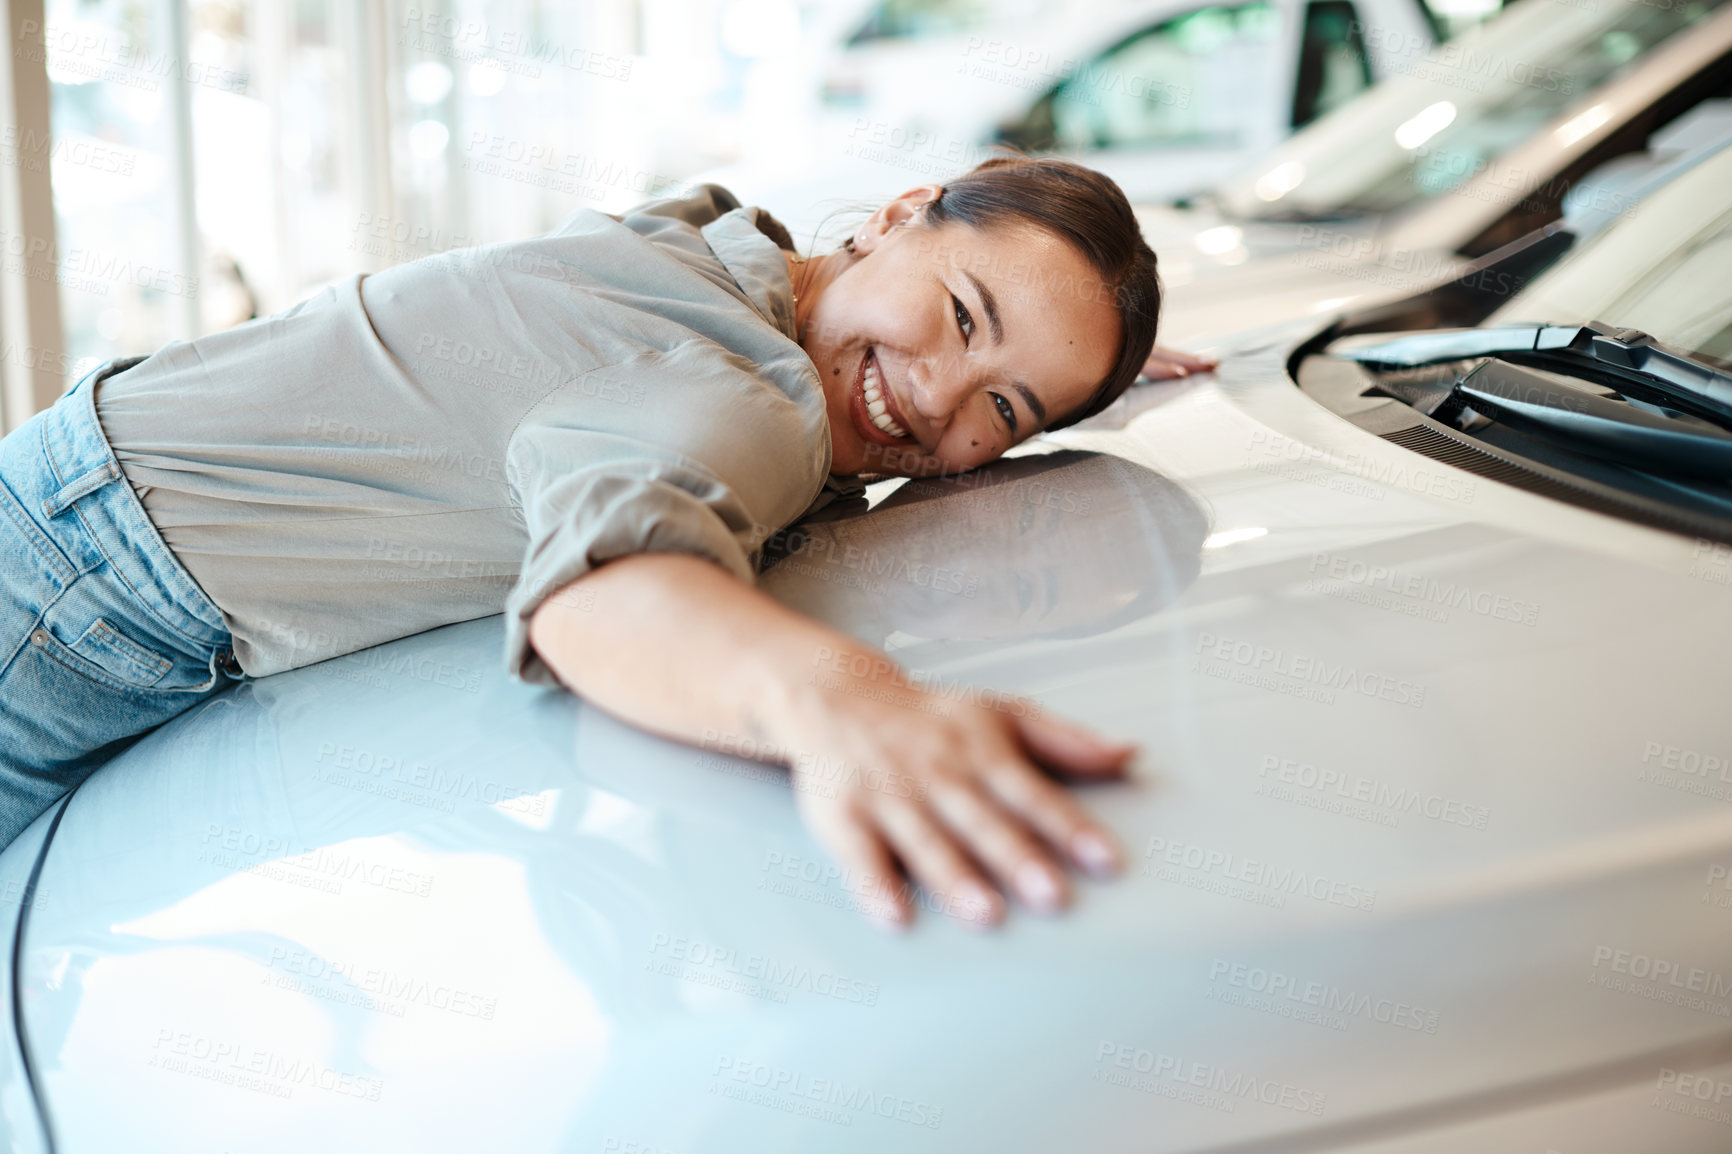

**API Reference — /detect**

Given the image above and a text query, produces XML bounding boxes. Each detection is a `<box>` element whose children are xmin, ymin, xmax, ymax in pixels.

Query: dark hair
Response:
<box><xmin>885</xmin><ymin>155</ymin><xmax>1162</xmax><ymax>430</ymax></box>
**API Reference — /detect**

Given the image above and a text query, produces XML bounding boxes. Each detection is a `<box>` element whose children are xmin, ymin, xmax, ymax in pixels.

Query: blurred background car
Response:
<box><xmin>711</xmin><ymin>0</ymin><xmax>1443</xmax><ymax>238</ymax></box>
<box><xmin>1141</xmin><ymin>0</ymin><xmax>1732</xmax><ymax>341</ymax></box>
<box><xmin>4</xmin><ymin>98</ymin><xmax>1732</xmax><ymax>1154</ymax></box>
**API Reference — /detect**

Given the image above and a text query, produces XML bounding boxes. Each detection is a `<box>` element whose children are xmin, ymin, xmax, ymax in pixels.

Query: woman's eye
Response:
<box><xmin>991</xmin><ymin>392</ymin><xmax>1017</xmax><ymax>433</ymax></box>
<box><xmin>951</xmin><ymin>295</ymin><xmax>974</xmax><ymax>343</ymax></box>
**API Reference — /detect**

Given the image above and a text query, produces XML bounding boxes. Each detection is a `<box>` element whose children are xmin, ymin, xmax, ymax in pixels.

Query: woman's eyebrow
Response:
<box><xmin>961</xmin><ymin>269</ymin><xmax>1004</xmax><ymax>345</ymax></box>
<box><xmin>957</xmin><ymin>268</ymin><xmax>1043</xmax><ymax>429</ymax></box>
<box><xmin>1014</xmin><ymin>383</ymin><xmax>1047</xmax><ymax>430</ymax></box>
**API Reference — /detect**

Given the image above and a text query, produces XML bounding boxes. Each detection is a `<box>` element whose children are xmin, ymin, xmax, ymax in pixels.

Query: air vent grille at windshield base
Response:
<box><xmin>1380</xmin><ymin>423</ymin><xmax>1732</xmax><ymax>544</ymax></box>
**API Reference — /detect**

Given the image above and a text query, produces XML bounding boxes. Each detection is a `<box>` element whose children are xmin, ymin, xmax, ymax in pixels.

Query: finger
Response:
<box><xmin>804</xmin><ymin>803</ymin><xmax>910</xmax><ymax>931</ymax></box>
<box><xmin>873</xmin><ymin>799</ymin><xmax>1003</xmax><ymax>929</ymax></box>
<box><xmin>1167</xmin><ymin>348</ymin><xmax>1219</xmax><ymax>371</ymax></box>
<box><xmin>1140</xmin><ymin>354</ymin><xmax>1190</xmax><ymax>380</ymax></box>
<box><xmin>1154</xmin><ymin>345</ymin><xmax>1220</xmax><ymax>371</ymax></box>
<box><xmin>1142</xmin><ymin>346</ymin><xmax>1219</xmax><ymax>379</ymax></box>
<box><xmin>928</xmin><ymin>779</ymin><xmax>1072</xmax><ymax>914</ymax></box>
<box><xmin>1014</xmin><ymin>710</ymin><xmax>1137</xmax><ymax>778</ymax></box>
<box><xmin>978</xmin><ymin>758</ymin><xmax>1124</xmax><ymax>880</ymax></box>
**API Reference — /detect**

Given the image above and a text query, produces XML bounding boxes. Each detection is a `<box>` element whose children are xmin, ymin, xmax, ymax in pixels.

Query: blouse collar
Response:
<box><xmin>700</xmin><ymin>207</ymin><xmax>799</xmax><ymax>341</ymax></box>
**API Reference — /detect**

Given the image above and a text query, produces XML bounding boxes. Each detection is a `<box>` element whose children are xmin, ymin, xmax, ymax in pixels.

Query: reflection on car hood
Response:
<box><xmin>9</xmin><ymin>346</ymin><xmax>1732</xmax><ymax>1153</ymax></box>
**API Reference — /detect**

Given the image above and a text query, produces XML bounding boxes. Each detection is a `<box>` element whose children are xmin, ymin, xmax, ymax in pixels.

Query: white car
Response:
<box><xmin>1152</xmin><ymin>0</ymin><xmax>1732</xmax><ymax>343</ymax></box>
<box><xmin>717</xmin><ymin>0</ymin><xmax>1437</xmax><ymax>239</ymax></box>
<box><xmin>2</xmin><ymin>96</ymin><xmax>1731</xmax><ymax>1153</ymax></box>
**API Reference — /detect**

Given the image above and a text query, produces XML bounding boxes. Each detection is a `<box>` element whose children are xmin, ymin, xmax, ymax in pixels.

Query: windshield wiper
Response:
<box><xmin>1443</xmin><ymin>360</ymin><xmax>1732</xmax><ymax>477</ymax></box>
<box><xmin>1338</xmin><ymin>322</ymin><xmax>1732</xmax><ymax>431</ymax></box>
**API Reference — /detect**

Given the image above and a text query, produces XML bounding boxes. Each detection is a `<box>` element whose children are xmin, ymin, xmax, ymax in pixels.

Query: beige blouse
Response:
<box><xmin>95</xmin><ymin>186</ymin><xmax>852</xmax><ymax>685</ymax></box>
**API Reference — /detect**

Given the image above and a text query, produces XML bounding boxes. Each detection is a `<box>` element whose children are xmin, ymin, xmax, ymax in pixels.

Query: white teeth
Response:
<box><xmin>862</xmin><ymin>353</ymin><xmax>907</xmax><ymax>438</ymax></box>
<box><xmin>870</xmin><ymin>408</ymin><xmax>906</xmax><ymax>438</ymax></box>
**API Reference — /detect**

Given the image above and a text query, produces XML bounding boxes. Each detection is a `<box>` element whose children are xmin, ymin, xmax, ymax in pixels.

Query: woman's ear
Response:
<box><xmin>854</xmin><ymin>184</ymin><xmax>943</xmax><ymax>254</ymax></box>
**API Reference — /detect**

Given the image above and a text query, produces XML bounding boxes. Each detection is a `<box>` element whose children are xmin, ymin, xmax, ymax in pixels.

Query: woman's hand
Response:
<box><xmin>771</xmin><ymin>663</ymin><xmax>1133</xmax><ymax>930</ymax></box>
<box><xmin>1141</xmin><ymin>344</ymin><xmax>1219</xmax><ymax>380</ymax></box>
<box><xmin>531</xmin><ymin>553</ymin><xmax>1135</xmax><ymax>931</ymax></box>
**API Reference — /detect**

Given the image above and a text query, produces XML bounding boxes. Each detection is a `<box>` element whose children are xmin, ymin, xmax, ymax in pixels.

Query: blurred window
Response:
<box><xmin>42</xmin><ymin>0</ymin><xmax>194</xmax><ymax>376</ymax></box>
<box><xmin>1416</xmin><ymin>0</ymin><xmax>1509</xmax><ymax>41</ymax></box>
<box><xmin>1291</xmin><ymin>0</ymin><xmax>1372</xmax><ymax>128</ymax></box>
<box><xmin>1044</xmin><ymin>3</ymin><xmax>1281</xmax><ymax>151</ymax></box>
<box><xmin>19</xmin><ymin>0</ymin><xmax>664</xmax><ymax>389</ymax></box>
<box><xmin>846</xmin><ymin>0</ymin><xmax>991</xmax><ymax>44</ymax></box>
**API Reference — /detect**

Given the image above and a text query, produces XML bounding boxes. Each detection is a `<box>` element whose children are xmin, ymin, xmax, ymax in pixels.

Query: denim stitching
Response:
<box><xmin>30</xmin><ymin>626</ymin><xmax>217</xmax><ymax>699</ymax></box>
<box><xmin>82</xmin><ymin>618</ymin><xmax>174</xmax><ymax>684</ymax></box>
<box><xmin>47</xmin><ymin>365</ymin><xmax>228</xmax><ymax>650</ymax></box>
<box><xmin>0</xmin><ymin>478</ymin><xmax>75</xmax><ymax>588</ymax></box>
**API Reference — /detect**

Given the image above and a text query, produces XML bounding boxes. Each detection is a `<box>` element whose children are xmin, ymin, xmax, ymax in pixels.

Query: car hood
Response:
<box><xmin>1160</xmin><ymin>249</ymin><xmax>1470</xmax><ymax>348</ymax></box>
<box><xmin>8</xmin><ymin>338</ymin><xmax>1732</xmax><ymax>1153</ymax></box>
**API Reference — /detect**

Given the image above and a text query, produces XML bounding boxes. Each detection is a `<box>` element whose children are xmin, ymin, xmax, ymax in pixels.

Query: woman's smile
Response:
<box><xmin>850</xmin><ymin>347</ymin><xmax>919</xmax><ymax>447</ymax></box>
<box><xmin>790</xmin><ymin>182</ymin><xmax>1129</xmax><ymax>477</ymax></box>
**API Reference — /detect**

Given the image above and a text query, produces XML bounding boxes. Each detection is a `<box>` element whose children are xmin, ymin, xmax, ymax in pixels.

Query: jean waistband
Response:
<box><xmin>35</xmin><ymin>357</ymin><xmax>232</xmax><ymax>649</ymax></box>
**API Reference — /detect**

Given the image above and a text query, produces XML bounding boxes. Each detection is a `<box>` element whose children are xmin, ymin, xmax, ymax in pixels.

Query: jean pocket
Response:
<box><xmin>72</xmin><ymin>617</ymin><xmax>176</xmax><ymax>687</ymax></box>
<box><xmin>28</xmin><ymin>616</ymin><xmax>180</xmax><ymax>694</ymax></box>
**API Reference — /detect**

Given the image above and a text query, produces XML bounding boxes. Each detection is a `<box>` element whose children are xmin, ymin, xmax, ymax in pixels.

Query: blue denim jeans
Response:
<box><xmin>0</xmin><ymin>358</ymin><xmax>246</xmax><ymax>851</ymax></box>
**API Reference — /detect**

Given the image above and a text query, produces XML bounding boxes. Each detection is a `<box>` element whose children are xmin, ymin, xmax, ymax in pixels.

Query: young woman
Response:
<box><xmin>0</xmin><ymin>156</ymin><xmax>1213</xmax><ymax>927</ymax></box>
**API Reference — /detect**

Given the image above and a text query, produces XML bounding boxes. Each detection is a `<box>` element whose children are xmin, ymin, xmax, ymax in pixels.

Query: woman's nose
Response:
<box><xmin>908</xmin><ymin>353</ymin><xmax>983</xmax><ymax>425</ymax></box>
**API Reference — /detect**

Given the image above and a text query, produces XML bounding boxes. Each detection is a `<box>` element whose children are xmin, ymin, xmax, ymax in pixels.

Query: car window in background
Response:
<box><xmin>1037</xmin><ymin>3</ymin><xmax>1283</xmax><ymax>151</ymax></box>
<box><xmin>1219</xmin><ymin>0</ymin><xmax>1730</xmax><ymax>220</ymax></box>
<box><xmin>1417</xmin><ymin>0</ymin><xmax>1509</xmax><ymax>40</ymax></box>
<box><xmin>1489</xmin><ymin>141</ymin><xmax>1732</xmax><ymax>369</ymax></box>
<box><xmin>846</xmin><ymin>0</ymin><xmax>1046</xmax><ymax>44</ymax></box>
<box><xmin>1292</xmin><ymin>0</ymin><xmax>1373</xmax><ymax>128</ymax></box>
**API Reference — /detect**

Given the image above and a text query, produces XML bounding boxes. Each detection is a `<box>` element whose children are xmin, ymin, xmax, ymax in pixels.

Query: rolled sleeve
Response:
<box><xmin>504</xmin><ymin>425</ymin><xmax>761</xmax><ymax>687</ymax></box>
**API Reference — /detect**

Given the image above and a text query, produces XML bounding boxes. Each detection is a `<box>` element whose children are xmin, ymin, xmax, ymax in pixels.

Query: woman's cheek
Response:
<box><xmin>940</xmin><ymin>436</ymin><xmax>1001</xmax><ymax>473</ymax></box>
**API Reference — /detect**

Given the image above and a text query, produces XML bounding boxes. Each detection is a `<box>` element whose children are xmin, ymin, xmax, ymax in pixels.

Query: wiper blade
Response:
<box><xmin>1447</xmin><ymin>361</ymin><xmax>1732</xmax><ymax>478</ymax></box>
<box><xmin>1340</xmin><ymin>322</ymin><xmax>1732</xmax><ymax>429</ymax></box>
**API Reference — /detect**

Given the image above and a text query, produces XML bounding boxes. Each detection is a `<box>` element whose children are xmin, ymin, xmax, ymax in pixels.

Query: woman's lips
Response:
<box><xmin>849</xmin><ymin>348</ymin><xmax>918</xmax><ymax>448</ymax></box>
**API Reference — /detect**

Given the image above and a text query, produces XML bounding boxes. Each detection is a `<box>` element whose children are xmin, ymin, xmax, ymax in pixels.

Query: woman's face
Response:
<box><xmin>797</xmin><ymin>186</ymin><xmax>1121</xmax><ymax>477</ymax></box>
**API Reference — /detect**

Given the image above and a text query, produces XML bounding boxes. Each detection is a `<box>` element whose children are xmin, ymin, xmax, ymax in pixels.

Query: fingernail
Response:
<box><xmin>956</xmin><ymin>880</ymin><xmax>1000</xmax><ymax>927</ymax></box>
<box><xmin>862</xmin><ymin>898</ymin><xmax>909</xmax><ymax>932</ymax></box>
<box><xmin>1016</xmin><ymin>861</ymin><xmax>1064</xmax><ymax>912</ymax></box>
<box><xmin>1073</xmin><ymin>831</ymin><xmax>1121</xmax><ymax>877</ymax></box>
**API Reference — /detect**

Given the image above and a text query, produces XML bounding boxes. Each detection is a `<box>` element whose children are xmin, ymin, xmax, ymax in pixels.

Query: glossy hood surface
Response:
<box><xmin>6</xmin><ymin>338</ymin><xmax>1732</xmax><ymax>1153</ymax></box>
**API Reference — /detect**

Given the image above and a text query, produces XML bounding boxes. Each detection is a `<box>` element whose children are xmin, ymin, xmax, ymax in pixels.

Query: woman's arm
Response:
<box><xmin>528</xmin><ymin>553</ymin><xmax>1132</xmax><ymax>929</ymax></box>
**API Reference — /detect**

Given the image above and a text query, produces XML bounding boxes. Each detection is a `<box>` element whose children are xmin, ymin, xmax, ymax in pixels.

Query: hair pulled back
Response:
<box><xmin>901</xmin><ymin>155</ymin><xmax>1162</xmax><ymax>430</ymax></box>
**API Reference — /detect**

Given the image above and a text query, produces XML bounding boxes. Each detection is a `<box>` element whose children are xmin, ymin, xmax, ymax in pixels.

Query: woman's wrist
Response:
<box><xmin>752</xmin><ymin>635</ymin><xmax>927</xmax><ymax>752</ymax></box>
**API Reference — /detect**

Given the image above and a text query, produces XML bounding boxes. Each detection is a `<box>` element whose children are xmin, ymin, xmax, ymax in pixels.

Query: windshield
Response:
<box><xmin>1216</xmin><ymin>0</ymin><xmax>1729</xmax><ymax>220</ymax></box>
<box><xmin>1489</xmin><ymin>141</ymin><xmax>1732</xmax><ymax>369</ymax></box>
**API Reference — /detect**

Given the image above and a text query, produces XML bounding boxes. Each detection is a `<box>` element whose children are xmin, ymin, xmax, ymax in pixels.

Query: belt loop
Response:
<box><xmin>41</xmin><ymin>460</ymin><xmax>121</xmax><ymax>520</ymax></box>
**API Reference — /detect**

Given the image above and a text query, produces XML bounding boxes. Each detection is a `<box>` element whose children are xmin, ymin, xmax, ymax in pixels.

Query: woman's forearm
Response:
<box><xmin>527</xmin><ymin>552</ymin><xmax>857</xmax><ymax>749</ymax></box>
